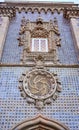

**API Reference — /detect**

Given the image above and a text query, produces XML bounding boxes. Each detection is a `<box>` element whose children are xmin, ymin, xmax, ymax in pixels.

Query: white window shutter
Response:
<box><xmin>32</xmin><ymin>38</ymin><xmax>48</xmax><ymax>52</ymax></box>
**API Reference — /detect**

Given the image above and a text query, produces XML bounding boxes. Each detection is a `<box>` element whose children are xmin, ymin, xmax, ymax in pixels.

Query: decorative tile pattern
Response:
<box><xmin>0</xmin><ymin>67</ymin><xmax>79</xmax><ymax>130</ymax></box>
<box><xmin>1</xmin><ymin>12</ymin><xmax>78</xmax><ymax>64</ymax></box>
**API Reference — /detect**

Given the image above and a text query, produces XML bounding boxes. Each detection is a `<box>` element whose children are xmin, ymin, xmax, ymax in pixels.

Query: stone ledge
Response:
<box><xmin>0</xmin><ymin>63</ymin><xmax>79</xmax><ymax>68</ymax></box>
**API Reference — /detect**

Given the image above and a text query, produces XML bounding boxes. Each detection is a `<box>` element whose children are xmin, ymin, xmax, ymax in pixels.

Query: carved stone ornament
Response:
<box><xmin>63</xmin><ymin>7</ymin><xmax>79</xmax><ymax>19</ymax></box>
<box><xmin>0</xmin><ymin>6</ymin><xmax>16</xmax><ymax>19</ymax></box>
<box><xmin>18</xmin><ymin>67</ymin><xmax>62</xmax><ymax>109</ymax></box>
<box><xmin>0</xmin><ymin>3</ymin><xmax>79</xmax><ymax>19</ymax></box>
<box><xmin>17</xmin><ymin>16</ymin><xmax>61</xmax><ymax>66</ymax></box>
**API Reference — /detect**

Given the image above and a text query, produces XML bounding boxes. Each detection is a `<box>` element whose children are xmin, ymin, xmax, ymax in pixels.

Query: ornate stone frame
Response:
<box><xmin>18</xmin><ymin>17</ymin><xmax>61</xmax><ymax>65</ymax></box>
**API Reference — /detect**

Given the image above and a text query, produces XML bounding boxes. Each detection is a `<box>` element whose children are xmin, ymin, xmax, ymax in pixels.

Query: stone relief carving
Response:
<box><xmin>0</xmin><ymin>6</ymin><xmax>16</xmax><ymax>19</ymax></box>
<box><xmin>18</xmin><ymin>58</ymin><xmax>62</xmax><ymax>109</ymax></box>
<box><xmin>17</xmin><ymin>16</ymin><xmax>61</xmax><ymax>66</ymax></box>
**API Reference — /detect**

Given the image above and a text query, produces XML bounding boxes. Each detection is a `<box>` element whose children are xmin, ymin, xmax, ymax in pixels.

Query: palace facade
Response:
<box><xmin>0</xmin><ymin>1</ymin><xmax>79</xmax><ymax>130</ymax></box>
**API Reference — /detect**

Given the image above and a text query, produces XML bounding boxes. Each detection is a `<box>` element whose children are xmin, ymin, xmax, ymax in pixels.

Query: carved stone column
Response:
<box><xmin>70</xmin><ymin>18</ymin><xmax>79</xmax><ymax>62</ymax></box>
<box><xmin>24</xmin><ymin>31</ymin><xmax>31</xmax><ymax>51</ymax></box>
<box><xmin>0</xmin><ymin>17</ymin><xmax>9</xmax><ymax>61</ymax></box>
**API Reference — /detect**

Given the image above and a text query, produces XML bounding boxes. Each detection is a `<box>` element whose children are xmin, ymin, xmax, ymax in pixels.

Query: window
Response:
<box><xmin>31</xmin><ymin>38</ymin><xmax>48</xmax><ymax>52</ymax></box>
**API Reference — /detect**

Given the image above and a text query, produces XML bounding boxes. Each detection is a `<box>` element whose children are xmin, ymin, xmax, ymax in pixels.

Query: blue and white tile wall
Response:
<box><xmin>0</xmin><ymin>11</ymin><xmax>79</xmax><ymax>130</ymax></box>
<box><xmin>0</xmin><ymin>67</ymin><xmax>79</xmax><ymax>130</ymax></box>
<box><xmin>1</xmin><ymin>11</ymin><xmax>78</xmax><ymax>64</ymax></box>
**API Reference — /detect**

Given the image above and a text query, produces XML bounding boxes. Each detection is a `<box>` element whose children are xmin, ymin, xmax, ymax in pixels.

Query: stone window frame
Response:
<box><xmin>18</xmin><ymin>17</ymin><xmax>61</xmax><ymax>64</ymax></box>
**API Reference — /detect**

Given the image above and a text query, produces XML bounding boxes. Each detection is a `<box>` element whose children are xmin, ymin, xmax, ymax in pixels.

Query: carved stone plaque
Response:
<box><xmin>19</xmin><ymin>68</ymin><xmax>62</xmax><ymax>109</ymax></box>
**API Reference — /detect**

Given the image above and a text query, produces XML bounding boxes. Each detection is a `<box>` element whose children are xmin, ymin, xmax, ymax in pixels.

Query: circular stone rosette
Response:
<box><xmin>23</xmin><ymin>69</ymin><xmax>57</xmax><ymax>100</ymax></box>
<box><xmin>18</xmin><ymin>69</ymin><xmax>62</xmax><ymax>109</ymax></box>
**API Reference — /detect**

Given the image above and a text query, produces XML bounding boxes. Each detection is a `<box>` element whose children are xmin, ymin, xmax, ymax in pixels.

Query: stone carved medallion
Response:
<box><xmin>19</xmin><ymin>68</ymin><xmax>62</xmax><ymax>109</ymax></box>
<box><xmin>23</xmin><ymin>69</ymin><xmax>56</xmax><ymax>99</ymax></box>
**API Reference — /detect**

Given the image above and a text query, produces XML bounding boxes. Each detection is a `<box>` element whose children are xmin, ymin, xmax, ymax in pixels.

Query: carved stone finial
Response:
<box><xmin>36</xmin><ymin>16</ymin><xmax>43</xmax><ymax>25</ymax></box>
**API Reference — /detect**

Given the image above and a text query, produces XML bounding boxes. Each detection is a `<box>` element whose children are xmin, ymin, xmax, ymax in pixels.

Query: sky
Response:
<box><xmin>0</xmin><ymin>0</ymin><xmax>79</xmax><ymax>4</ymax></box>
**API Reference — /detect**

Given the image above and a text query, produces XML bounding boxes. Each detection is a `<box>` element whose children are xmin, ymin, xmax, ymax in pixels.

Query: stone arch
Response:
<box><xmin>11</xmin><ymin>115</ymin><xmax>70</xmax><ymax>130</ymax></box>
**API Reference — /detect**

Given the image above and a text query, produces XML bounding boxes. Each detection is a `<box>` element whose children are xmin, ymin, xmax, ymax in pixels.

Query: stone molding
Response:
<box><xmin>11</xmin><ymin>114</ymin><xmax>70</xmax><ymax>130</ymax></box>
<box><xmin>0</xmin><ymin>63</ymin><xmax>79</xmax><ymax>67</ymax></box>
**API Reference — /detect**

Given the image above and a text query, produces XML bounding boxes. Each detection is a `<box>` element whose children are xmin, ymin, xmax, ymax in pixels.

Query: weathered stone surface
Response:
<box><xmin>0</xmin><ymin>17</ymin><xmax>9</xmax><ymax>61</ymax></box>
<box><xmin>70</xmin><ymin>18</ymin><xmax>79</xmax><ymax>62</ymax></box>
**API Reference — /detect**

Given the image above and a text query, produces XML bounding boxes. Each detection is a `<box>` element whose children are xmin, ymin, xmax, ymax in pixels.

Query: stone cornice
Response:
<box><xmin>0</xmin><ymin>3</ymin><xmax>79</xmax><ymax>19</ymax></box>
<box><xmin>2</xmin><ymin>2</ymin><xmax>75</xmax><ymax>6</ymax></box>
